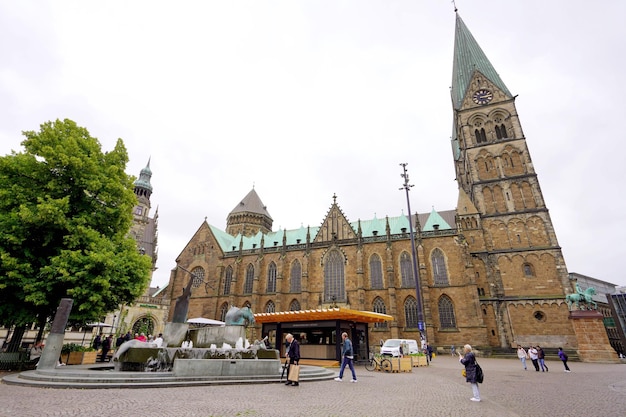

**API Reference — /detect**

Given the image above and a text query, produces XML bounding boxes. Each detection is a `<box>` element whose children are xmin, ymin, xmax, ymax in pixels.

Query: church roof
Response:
<box><xmin>228</xmin><ymin>188</ymin><xmax>272</xmax><ymax>220</ymax></box>
<box><xmin>208</xmin><ymin>209</ymin><xmax>456</xmax><ymax>253</ymax></box>
<box><xmin>451</xmin><ymin>13</ymin><xmax>512</xmax><ymax>110</ymax></box>
<box><xmin>422</xmin><ymin>207</ymin><xmax>453</xmax><ymax>231</ymax></box>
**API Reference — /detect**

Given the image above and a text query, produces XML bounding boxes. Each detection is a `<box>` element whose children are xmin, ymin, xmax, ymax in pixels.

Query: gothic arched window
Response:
<box><xmin>219</xmin><ymin>303</ymin><xmax>229</xmax><ymax>322</ymax></box>
<box><xmin>290</xmin><ymin>260</ymin><xmax>302</xmax><ymax>293</ymax></box>
<box><xmin>495</xmin><ymin>124</ymin><xmax>508</xmax><ymax>139</ymax></box>
<box><xmin>438</xmin><ymin>295</ymin><xmax>457</xmax><ymax>329</ymax></box>
<box><xmin>404</xmin><ymin>296</ymin><xmax>418</xmax><ymax>329</ymax></box>
<box><xmin>324</xmin><ymin>250</ymin><xmax>345</xmax><ymax>302</ymax></box>
<box><xmin>244</xmin><ymin>264</ymin><xmax>254</xmax><ymax>294</ymax></box>
<box><xmin>223</xmin><ymin>266</ymin><xmax>233</xmax><ymax>295</ymax></box>
<box><xmin>266</xmin><ymin>262</ymin><xmax>277</xmax><ymax>293</ymax></box>
<box><xmin>289</xmin><ymin>299</ymin><xmax>301</xmax><ymax>311</ymax></box>
<box><xmin>265</xmin><ymin>300</ymin><xmax>276</xmax><ymax>313</ymax></box>
<box><xmin>432</xmin><ymin>248</ymin><xmax>449</xmax><ymax>286</ymax></box>
<box><xmin>370</xmin><ymin>254</ymin><xmax>383</xmax><ymax>289</ymax></box>
<box><xmin>475</xmin><ymin>128</ymin><xmax>487</xmax><ymax>143</ymax></box>
<box><xmin>372</xmin><ymin>297</ymin><xmax>388</xmax><ymax>329</ymax></box>
<box><xmin>400</xmin><ymin>252</ymin><xmax>415</xmax><ymax>288</ymax></box>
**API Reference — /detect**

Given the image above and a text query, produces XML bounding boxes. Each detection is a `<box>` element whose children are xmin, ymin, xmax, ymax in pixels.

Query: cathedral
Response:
<box><xmin>165</xmin><ymin>14</ymin><xmax>578</xmax><ymax>358</ymax></box>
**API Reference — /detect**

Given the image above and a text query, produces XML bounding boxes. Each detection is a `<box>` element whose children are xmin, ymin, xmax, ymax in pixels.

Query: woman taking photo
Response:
<box><xmin>459</xmin><ymin>344</ymin><xmax>481</xmax><ymax>402</ymax></box>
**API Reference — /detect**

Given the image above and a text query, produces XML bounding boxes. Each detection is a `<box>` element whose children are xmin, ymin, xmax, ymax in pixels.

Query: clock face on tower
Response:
<box><xmin>472</xmin><ymin>89</ymin><xmax>493</xmax><ymax>105</ymax></box>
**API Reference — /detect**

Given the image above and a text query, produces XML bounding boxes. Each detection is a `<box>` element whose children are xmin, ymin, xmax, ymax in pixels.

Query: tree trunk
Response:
<box><xmin>6</xmin><ymin>325</ymin><xmax>27</xmax><ymax>352</ymax></box>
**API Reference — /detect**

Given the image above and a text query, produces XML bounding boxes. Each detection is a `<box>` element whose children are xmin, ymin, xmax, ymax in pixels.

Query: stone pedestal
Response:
<box><xmin>570</xmin><ymin>310</ymin><xmax>619</xmax><ymax>363</ymax></box>
<box><xmin>173</xmin><ymin>358</ymin><xmax>281</xmax><ymax>377</ymax></box>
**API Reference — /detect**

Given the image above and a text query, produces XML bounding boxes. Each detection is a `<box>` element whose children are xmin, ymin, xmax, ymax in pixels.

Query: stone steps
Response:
<box><xmin>2</xmin><ymin>364</ymin><xmax>336</xmax><ymax>389</ymax></box>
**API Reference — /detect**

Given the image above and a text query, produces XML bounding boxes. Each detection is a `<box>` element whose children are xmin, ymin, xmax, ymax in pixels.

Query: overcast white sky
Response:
<box><xmin>1</xmin><ymin>1</ymin><xmax>624</xmax><ymax>288</ymax></box>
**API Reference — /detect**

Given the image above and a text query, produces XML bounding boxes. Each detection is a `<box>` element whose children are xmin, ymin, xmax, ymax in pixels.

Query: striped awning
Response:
<box><xmin>254</xmin><ymin>307</ymin><xmax>393</xmax><ymax>324</ymax></box>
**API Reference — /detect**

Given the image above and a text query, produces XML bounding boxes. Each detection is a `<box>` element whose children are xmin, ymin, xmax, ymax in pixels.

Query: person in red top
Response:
<box><xmin>135</xmin><ymin>333</ymin><xmax>147</xmax><ymax>342</ymax></box>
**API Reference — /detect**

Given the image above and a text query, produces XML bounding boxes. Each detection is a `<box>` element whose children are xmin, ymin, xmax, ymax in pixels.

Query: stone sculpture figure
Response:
<box><xmin>171</xmin><ymin>276</ymin><xmax>194</xmax><ymax>323</ymax></box>
<box><xmin>225</xmin><ymin>306</ymin><xmax>255</xmax><ymax>326</ymax></box>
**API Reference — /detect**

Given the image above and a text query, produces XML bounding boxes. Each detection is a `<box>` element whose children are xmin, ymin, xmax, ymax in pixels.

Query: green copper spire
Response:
<box><xmin>134</xmin><ymin>158</ymin><xmax>153</xmax><ymax>193</ymax></box>
<box><xmin>451</xmin><ymin>13</ymin><xmax>512</xmax><ymax>110</ymax></box>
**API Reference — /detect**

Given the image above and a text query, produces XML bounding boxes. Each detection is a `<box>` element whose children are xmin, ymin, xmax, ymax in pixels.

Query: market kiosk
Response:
<box><xmin>254</xmin><ymin>307</ymin><xmax>393</xmax><ymax>362</ymax></box>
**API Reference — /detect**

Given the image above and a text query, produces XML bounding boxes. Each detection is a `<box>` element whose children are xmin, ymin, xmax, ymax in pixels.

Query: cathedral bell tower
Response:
<box><xmin>451</xmin><ymin>13</ymin><xmax>571</xmax><ymax>348</ymax></box>
<box><xmin>131</xmin><ymin>158</ymin><xmax>158</xmax><ymax>270</ymax></box>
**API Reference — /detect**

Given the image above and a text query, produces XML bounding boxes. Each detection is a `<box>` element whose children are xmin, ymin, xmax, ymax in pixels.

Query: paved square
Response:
<box><xmin>2</xmin><ymin>356</ymin><xmax>625</xmax><ymax>416</ymax></box>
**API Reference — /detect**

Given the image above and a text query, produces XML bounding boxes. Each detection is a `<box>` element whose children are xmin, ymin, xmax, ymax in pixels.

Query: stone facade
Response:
<box><xmin>570</xmin><ymin>311</ymin><xmax>619</xmax><ymax>363</ymax></box>
<box><xmin>165</xmin><ymin>14</ymin><xmax>593</xmax><ymax>354</ymax></box>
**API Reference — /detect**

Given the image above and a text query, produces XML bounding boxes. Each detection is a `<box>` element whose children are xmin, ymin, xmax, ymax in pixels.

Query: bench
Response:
<box><xmin>0</xmin><ymin>351</ymin><xmax>37</xmax><ymax>371</ymax></box>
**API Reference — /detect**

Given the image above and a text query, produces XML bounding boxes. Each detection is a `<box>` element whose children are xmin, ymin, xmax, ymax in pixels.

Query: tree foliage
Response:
<box><xmin>0</xmin><ymin>119</ymin><xmax>152</xmax><ymax>325</ymax></box>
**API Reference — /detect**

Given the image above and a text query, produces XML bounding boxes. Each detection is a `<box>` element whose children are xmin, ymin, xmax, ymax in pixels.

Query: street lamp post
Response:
<box><xmin>399</xmin><ymin>163</ymin><xmax>426</xmax><ymax>342</ymax></box>
<box><xmin>111</xmin><ymin>314</ymin><xmax>116</xmax><ymax>336</ymax></box>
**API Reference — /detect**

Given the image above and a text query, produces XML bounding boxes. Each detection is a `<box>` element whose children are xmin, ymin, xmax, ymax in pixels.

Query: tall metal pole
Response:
<box><xmin>399</xmin><ymin>163</ymin><xmax>426</xmax><ymax>341</ymax></box>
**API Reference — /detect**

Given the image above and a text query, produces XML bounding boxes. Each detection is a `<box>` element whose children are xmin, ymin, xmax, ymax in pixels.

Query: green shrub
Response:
<box><xmin>61</xmin><ymin>343</ymin><xmax>95</xmax><ymax>354</ymax></box>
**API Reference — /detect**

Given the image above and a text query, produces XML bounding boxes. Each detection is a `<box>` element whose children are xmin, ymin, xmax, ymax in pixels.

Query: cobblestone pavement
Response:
<box><xmin>1</xmin><ymin>356</ymin><xmax>625</xmax><ymax>417</ymax></box>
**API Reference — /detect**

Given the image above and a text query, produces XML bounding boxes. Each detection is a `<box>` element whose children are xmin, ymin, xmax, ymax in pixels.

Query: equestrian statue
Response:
<box><xmin>565</xmin><ymin>283</ymin><xmax>598</xmax><ymax>311</ymax></box>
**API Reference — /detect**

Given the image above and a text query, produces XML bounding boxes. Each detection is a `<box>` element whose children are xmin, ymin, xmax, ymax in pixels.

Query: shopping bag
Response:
<box><xmin>287</xmin><ymin>364</ymin><xmax>300</xmax><ymax>382</ymax></box>
<box><xmin>475</xmin><ymin>363</ymin><xmax>484</xmax><ymax>383</ymax></box>
<box><xmin>461</xmin><ymin>368</ymin><xmax>466</xmax><ymax>377</ymax></box>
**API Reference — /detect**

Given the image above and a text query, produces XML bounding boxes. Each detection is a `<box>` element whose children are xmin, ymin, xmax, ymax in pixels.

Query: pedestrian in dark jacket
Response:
<box><xmin>100</xmin><ymin>335</ymin><xmax>112</xmax><ymax>362</ymax></box>
<box><xmin>558</xmin><ymin>347</ymin><xmax>571</xmax><ymax>372</ymax></box>
<box><xmin>284</xmin><ymin>333</ymin><xmax>300</xmax><ymax>386</ymax></box>
<box><xmin>92</xmin><ymin>333</ymin><xmax>102</xmax><ymax>350</ymax></box>
<box><xmin>459</xmin><ymin>344</ymin><xmax>481</xmax><ymax>402</ymax></box>
<box><xmin>537</xmin><ymin>345</ymin><xmax>548</xmax><ymax>372</ymax></box>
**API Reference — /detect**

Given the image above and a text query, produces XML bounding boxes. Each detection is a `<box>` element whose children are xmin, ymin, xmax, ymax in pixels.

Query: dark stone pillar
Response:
<box><xmin>38</xmin><ymin>298</ymin><xmax>73</xmax><ymax>370</ymax></box>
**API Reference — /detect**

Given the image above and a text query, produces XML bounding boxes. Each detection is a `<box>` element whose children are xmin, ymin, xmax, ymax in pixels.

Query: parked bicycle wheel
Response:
<box><xmin>381</xmin><ymin>358</ymin><xmax>392</xmax><ymax>372</ymax></box>
<box><xmin>364</xmin><ymin>359</ymin><xmax>376</xmax><ymax>371</ymax></box>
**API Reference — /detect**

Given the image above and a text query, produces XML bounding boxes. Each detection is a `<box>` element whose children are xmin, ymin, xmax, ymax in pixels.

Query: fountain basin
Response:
<box><xmin>173</xmin><ymin>358</ymin><xmax>280</xmax><ymax>377</ymax></box>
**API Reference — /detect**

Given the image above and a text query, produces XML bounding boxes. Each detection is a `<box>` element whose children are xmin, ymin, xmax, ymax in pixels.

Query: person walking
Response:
<box><xmin>459</xmin><ymin>344</ymin><xmax>481</xmax><ymax>402</ymax></box>
<box><xmin>558</xmin><ymin>347</ymin><xmax>571</xmax><ymax>372</ymax></box>
<box><xmin>284</xmin><ymin>333</ymin><xmax>300</xmax><ymax>386</ymax></box>
<box><xmin>334</xmin><ymin>332</ymin><xmax>357</xmax><ymax>383</ymax></box>
<box><xmin>528</xmin><ymin>346</ymin><xmax>540</xmax><ymax>371</ymax></box>
<box><xmin>536</xmin><ymin>345</ymin><xmax>548</xmax><ymax>372</ymax></box>
<box><xmin>516</xmin><ymin>345</ymin><xmax>528</xmax><ymax>370</ymax></box>
<box><xmin>92</xmin><ymin>333</ymin><xmax>102</xmax><ymax>351</ymax></box>
<box><xmin>100</xmin><ymin>335</ymin><xmax>112</xmax><ymax>362</ymax></box>
<box><xmin>115</xmin><ymin>334</ymin><xmax>125</xmax><ymax>348</ymax></box>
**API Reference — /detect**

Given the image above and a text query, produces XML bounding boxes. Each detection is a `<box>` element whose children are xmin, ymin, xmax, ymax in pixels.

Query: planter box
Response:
<box><xmin>63</xmin><ymin>351</ymin><xmax>98</xmax><ymax>365</ymax></box>
<box><xmin>387</xmin><ymin>357</ymin><xmax>413</xmax><ymax>372</ymax></box>
<box><xmin>411</xmin><ymin>356</ymin><xmax>428</xmax><ymax>367</ymax></box>
<box><xmin>399</xmin><ymin>357</ymin><xmax>413</xmax><ymax>371</ymax></box>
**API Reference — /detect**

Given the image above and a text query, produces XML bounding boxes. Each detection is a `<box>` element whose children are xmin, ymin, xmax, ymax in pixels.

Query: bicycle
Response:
<box><xmin>364</xmin><ymin>353</ymin><xmax>392</xmax><ymax>372</ymax></box>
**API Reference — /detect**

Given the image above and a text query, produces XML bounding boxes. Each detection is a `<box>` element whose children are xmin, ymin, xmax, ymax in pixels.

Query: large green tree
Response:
<box><xmin>0</xmin><ymin>119</ymin><xmax>152</xmax><ymax>331</ymax></box>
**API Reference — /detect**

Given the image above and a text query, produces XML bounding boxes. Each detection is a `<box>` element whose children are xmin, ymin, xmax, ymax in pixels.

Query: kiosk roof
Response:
<box><xmin>254</xmin><ymin>307</ymin><xmax>393</xmax><ymax>324</ymax></box>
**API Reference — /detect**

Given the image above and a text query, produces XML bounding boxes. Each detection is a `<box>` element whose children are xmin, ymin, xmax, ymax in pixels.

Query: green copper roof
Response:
<box><xmin>451</xmin><ymin>13</ymin><xmax>512</xmax><ymax>110</ymax></box>
<box><xmin>209</xmin><ymin>224</ymin><xmax>238</xmax><ymax>250</ymax></box>
<box><xmin>208</xmin><ymin>210</ymin><xmax>456</xmax><ymax>253</ymax></box>
<box><xmin>422</xmin><ymin>208</ymin><xmax>453</xmax><ymax>232</ymax></box>
<box><xmin>134</xmin><ymin>158</ymin><xmax>153</xmax><ymax>191</ymax></box>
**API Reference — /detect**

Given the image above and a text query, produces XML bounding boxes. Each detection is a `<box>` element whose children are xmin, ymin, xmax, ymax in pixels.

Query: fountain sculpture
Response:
<box><xmin>114</xmin><ymin>306</ymin><xmax>280</xmax><ymax>377</ymax></box>
<box><xmin>3</xmin><ymin>296</ymin><xmax>335</xmax><ymax>388</ymax></box>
